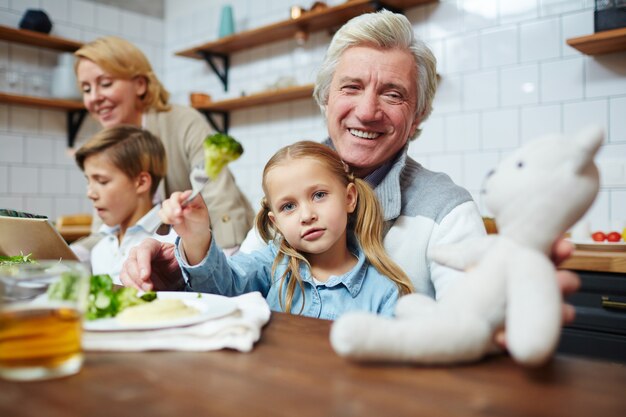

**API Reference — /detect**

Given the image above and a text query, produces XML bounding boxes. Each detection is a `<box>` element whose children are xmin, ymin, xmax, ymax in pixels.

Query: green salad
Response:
<box><xmin>47</xmin><ymin>273</ymin><xmax>156</xmax><ymax>320</ymax></box>
<box><xmin>0</xmin><ymin>253</ymin><xmax>34</xmax><ymax>266</ymax></box>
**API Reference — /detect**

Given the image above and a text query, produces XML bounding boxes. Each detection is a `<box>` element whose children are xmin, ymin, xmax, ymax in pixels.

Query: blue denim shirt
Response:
<box><xmin>175</xmin><ymin>237</ymin><xmax>399</xmax><ymax>320</ymax></box>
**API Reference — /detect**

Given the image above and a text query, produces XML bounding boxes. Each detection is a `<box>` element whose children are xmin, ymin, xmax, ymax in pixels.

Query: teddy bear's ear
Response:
<box><xmin>571</xmin><ymin>125</ymin><xmax>604</xmax><ymax>173</ymax></box>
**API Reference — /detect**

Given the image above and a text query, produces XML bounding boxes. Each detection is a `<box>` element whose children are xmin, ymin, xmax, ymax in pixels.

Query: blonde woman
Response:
<box><xmin>74</xmin><ymin>36</ymin><xmax>254</xmax><ymax>253</ymax></box>
<box><xmin>158</xmin><ymin>141</ymin><xmax>413</xmax><ymax>319</ymax></box>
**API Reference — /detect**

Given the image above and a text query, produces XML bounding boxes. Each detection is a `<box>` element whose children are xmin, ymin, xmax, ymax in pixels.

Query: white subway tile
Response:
<box><xmin>40</xmin><ymin>109</ymin><xmax>65</xmax><ymax>137</ymax></box>
<box><xmin>462</xmin><ymin>70</ymin><xmax>498</xmax><ymax>111</ymax></box>
<box><xmin>585</xmin><ymin>54</ymin><xmax>626</xmax><ymax>98</ymax></box>
<box><xmin>25</xmin><ymin>137</ymin><xmax>55</xmax><ymax>165</ymax></box>
<box><xmin>445</xmin><ymin>33</ymin><xmax>480</xmax><ymax>73</ymax></box>
<box><xmin>480</xmin><ymin>26</ymin><xmax>518</xmax><ymax>68</ymax></box>
<box><xmin>584</xmin><ymin>190</ymin><xmax>609</xmax><ymax>231</ymax></box>
<box><xmin>445</xmin><ymin>113</ymin><xmax>480</xmax><ymax>151</ymax></box>
<box><xmin>0</xmin><ymin>165</ymin><xmax>7</xmax><ymax>193</ymax></box>
<box><xmin>40</xmin><ymin>0</ymin><xmax>69</xmax><ymax>24</ymax></box>
<box><xmin>40</xmin><ymin>167</ymin><xmax>67</xmax><ymax>194</ymax></box>
<box><xmin>563</xmin><ymin>99</ymin><xmax>608</xmax><ymax>136</ymax></box>
<box><xmin>121</xmin><ymin>11</ymin><xmax>144</xmax><ymax>41</ymax></box>
<box><xmin>425</xmin><ymin>1</ymin><xmax>464</xmax><ymax>39</ymax></box>
<box><xmin>540</xmin><ymin>57</ymin><xmax>584</xmax><ymax>102</ymax></box>
<box><xmin>23</xmin><ymin>197</ymin><xmax>54</xmax><ymax>218</ymax></box>
<box><xmin>462</xmin><ymin>0</ymin><xmax>498</xmax><ymax>32</ymax></box>
<box><xmin>9</xmin><ymin>106</ymin><xmax>38</xmax><ymax>134</ymax></box>
<box><xmin>54</xmin><ymin>196</ymin><xmax>84</xmax><ymax>219</ymax></box>
<box><xmin>95</xmin><ymin>4</ymin><xmax>120</xmax><ymax>34</ymax></box>
<box><xmin>52</xmin><ymin>23</ymin><xmax>81</xmax><ymax>41</ymax></box>
<box><xmin>520</xmin><ymin>103</ymin><xmax>561</xmax><ymax>143</ymax></box>
<box><xmin>540</xmin><ymin>0</ymin><xmax>588</xmax><ymax>16</ymax></box>
<box><xmin>9</xmin><ymin>166</ymin><xmax>38</xmax><ymax>194</ymax></box>
<box><xmin>8</xmin><ymin>0</ymin><xmax>38</xmax><ymax>15</ymax></box>
<box><xmin>500</xmin><ymin>0</ymin><xmax>539</xmax><ymax>24</ymax></box>
<box><xmin>144</xmin><ymin>17</ymin><xmax>165</xmax><ymax>45</ymax></box>
<box><xmin>609</xmin><ymin>97</ymin><xmax>626</xmax><ymax>143</ymax></box>
<box><xmin>69</xmin><ymin>0</ymin><xmax>95</xmax><ymax>29</ymax></box>
<box><xmin>410</xmin><ymin>115</ymin><xmax>445</xmax><ymax>155</ymax></box>
<box><xmin>520</xmin><ymin>18</ymin><xmax>560</xmax><ymax>62</ymax></box>
<box><xmin>610</xmin><ymin>191</ymin><xmax>626</xmax><ymax>228</ymax></box>
<box><xmin>0</xmin><ymin>196</ymin><xmax>23</xmax><ymax>211</ymax></box>
<box><xmin>0</xmin><ymin>10</ymin><xmax>20</xmax><ymax>27</ymax></box>
<box><xmin>68</xmin><ymin>169</ymin><xmax>86</xmax><ymax>196</ymax></box>
<box><xmin>501</xmin><ymin>64</ymin><xmax>539</xmax><ymax>106</ymax></box>
<box><xmin>0</xmin><ymin>133</ymin><xmax>23</xmax><ymax>163</ymax></box>
<box><xmin>562</xmin><ymin>10</ymin><xmax>594</xmax><ymax>57</ymax></box>
<box><xmin>481</xmin><ymin>108</ymin><xmax>520</xmax><ymax>150</ymax></box>
<box><xmin>433</xmin><ymin>73</ymin><xmax>462</xmax><ymax>114</ymax></box>
<box><xmin>463</xmin><ymin>151</ymin><xmax>500</xmax><ymax>192</ymax></box>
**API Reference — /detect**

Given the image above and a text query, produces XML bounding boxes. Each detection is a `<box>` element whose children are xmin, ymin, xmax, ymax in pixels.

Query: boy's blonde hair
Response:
<box><xmin>256</xmin><ymin>141</ymin><xmax>413</xmax><ymax>314</ymax></box>
<box><xmin>75</xmin><ymin>125</ymin><xmax>167</xmax><ymax>197</ymax></box>
<box><xmin>74</xmin><ymin>36</ymin><xmax>170</xmax><ymax>112</ymax></box>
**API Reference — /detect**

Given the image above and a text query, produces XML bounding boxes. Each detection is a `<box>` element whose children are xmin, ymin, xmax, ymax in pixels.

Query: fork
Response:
<box><xmin>155</xmin><ymin>164</ymin><xmax>209</xmax><ymax>235</ymax></box>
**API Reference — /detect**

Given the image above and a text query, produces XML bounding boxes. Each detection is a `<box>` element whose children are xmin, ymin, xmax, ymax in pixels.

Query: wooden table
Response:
<box><xmin>561</xmin><ymin>249</ymin><xmax>626</xmax><ymax>274</ymax></box>
<box><xmin>1</xmin><ymin>313</ymin><xmax>625</xmax><ymax>417</ymax></box>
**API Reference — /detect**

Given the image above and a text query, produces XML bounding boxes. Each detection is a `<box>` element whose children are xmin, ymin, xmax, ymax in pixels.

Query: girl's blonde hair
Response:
<box><xmin>75</xmin><ymin>125</ymin><xmax>167</xmax><ymax>197</ymax></box>
<box><xmin>255</xmin><ymin>141</ymin><xmax>413</xmax><ymax>314</ymax></box>
<box><xmin>74</xmin><ymin>36</ymin><xmax>170</xmax><ymax>112</ymax></box>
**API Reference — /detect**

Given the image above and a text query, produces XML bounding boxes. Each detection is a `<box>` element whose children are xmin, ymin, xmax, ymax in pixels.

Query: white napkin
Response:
<box><xmin>82</xmin><ymin>292</ymin><xmax>271</xmax><ymax>353</ymax></box>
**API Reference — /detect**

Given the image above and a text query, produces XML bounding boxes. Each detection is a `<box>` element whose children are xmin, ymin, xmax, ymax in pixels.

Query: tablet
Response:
<box><xmin>0</xmin><ymin>216</ymin><xmax>78</xmax><ymax>261</ymax></box>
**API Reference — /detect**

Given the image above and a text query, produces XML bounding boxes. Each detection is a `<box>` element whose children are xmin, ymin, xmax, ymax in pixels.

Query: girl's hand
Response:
<box><xmin>159</xmin><ymin>191</ymin><xmax>212</xmax><ymax>265</ymax></box>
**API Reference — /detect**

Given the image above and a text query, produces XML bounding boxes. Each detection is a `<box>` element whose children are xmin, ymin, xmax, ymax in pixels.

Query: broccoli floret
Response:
<box><xmin>203</xmin><ymin>133</ymin><xmax>244</xmax><ymax>179</ymax></box>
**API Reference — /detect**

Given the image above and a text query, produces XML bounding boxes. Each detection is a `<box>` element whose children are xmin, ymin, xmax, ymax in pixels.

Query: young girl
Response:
<box><xmin>75</xmin><ymin>125</ymin><xmax>176</xmax><ymax>284</ymax></box>
<box><xmin>162</xmin><ymin>141</ymin><xmax>413</xmax><ymax>319</ymax></box>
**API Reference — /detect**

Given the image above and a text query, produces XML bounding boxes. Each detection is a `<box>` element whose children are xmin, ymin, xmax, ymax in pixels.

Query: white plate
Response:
<box><xmin>567</xmin><ymin>239</ymin><xmax>626</xmax><ymax>252</ymax></box>
<box><xmin>83</xmin><ymin>292</ymin><xmax>238</xmax><ymax>332</ymax></box>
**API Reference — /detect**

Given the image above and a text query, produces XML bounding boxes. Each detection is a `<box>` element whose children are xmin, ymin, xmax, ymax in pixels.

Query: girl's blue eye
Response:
<box><xmin>281</xmin><ymin>202</ymin><xmax>295</xmax><ymax>212</ymax></box>
<box><xmin>313</xmin><ymin>191</ymin><xmax>327</xmax><ymax>200</ymax></box>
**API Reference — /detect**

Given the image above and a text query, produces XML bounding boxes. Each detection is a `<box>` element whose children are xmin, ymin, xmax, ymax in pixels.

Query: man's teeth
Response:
<box><xmin>349</xmin><ymin>129</ymin><xmax>380</xmax><ymax>139</ymax></box>
<box><xmin>98</xmin><ymin>108</ymin><xmax>112</xmax><ymax>115</ymax></box>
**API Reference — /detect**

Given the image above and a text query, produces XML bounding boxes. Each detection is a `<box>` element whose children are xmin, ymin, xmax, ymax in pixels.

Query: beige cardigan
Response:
<box><xmin>144</xmin><ymin>104</ymin><xmax>254</xmax><ymax>248</ymax></box>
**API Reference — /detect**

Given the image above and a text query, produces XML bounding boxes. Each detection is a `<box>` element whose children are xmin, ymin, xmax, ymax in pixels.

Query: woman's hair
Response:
<box><xmin>313</xmin><ymin>10</ymin><xmax>437</xmax><ymax>140</ymax></box>
<box><xmin>75</xmin><ymin>125</ymin><xmax>167</xmax><ymax>197</ymax></box>
<box><xmin>255</xmin><ymin>141</ymin><xmax>413</xmax><ymax>314</ymax></box>
<box><xmin>74</xmin><ymin>36</ymin><xmax>170</xmax><ymax>112</ymax></box>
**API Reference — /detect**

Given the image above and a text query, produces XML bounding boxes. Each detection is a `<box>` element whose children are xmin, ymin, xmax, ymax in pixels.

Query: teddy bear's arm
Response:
<box><xmin>428</xmin><ymin>236</ymin><xmax>498</xmax><ymax>270</ymax></box>
<box><xmin>330</xmin><ymin>309</ymin><xmax>494</xmax><ymax>364</ymax></box>
<box><xmin>505</xmin><ymin>252</ymin><xmax>562</xmax><ymax>366</ymax></box>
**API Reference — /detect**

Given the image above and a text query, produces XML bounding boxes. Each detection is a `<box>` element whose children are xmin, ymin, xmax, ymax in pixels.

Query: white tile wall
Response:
<box><xmin>1</xmin><ymin>0</ymin><xmax>624</xmax><ymax>230</ymax></box>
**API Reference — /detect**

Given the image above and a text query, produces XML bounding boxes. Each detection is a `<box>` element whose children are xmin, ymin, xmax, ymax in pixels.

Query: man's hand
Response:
<box><xmin>120</xmin><ymin>238</ymin><xmax>184</xmax><ymax>292</ymax></box>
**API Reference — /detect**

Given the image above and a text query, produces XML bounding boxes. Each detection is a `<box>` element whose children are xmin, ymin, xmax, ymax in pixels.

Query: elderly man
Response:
<box><xmin>120</xmin><ymin>11</ymin><xmax>577</xmax><ymax>326</ymax></box>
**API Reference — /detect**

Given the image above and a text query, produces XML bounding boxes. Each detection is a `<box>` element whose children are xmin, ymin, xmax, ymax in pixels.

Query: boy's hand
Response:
<box><xmin>160</xmin><ymin>190</ymin><xmax>212</xmax><ymax>265</ymax></box>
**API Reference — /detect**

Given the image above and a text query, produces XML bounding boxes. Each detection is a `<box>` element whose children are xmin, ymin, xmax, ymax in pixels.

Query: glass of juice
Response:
<box><xmin>0</xmin><ymin>261</ymin><xmax>90</xmax><ymax>381</ymax></box>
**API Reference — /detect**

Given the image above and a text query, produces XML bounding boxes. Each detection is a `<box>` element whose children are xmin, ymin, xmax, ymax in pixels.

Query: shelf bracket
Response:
<box><xmin>67</xmin><ymin>109</ymin><xmax>87</xmax><ymax>148</ymax></box>
<box><xmin>199</xmin><ymin>51</ymin><xmax>230</xmax><ymax>92</ymax></box>
<box><xmin>199</xmin><ymin>110</ymin><xmax>230</xmax><ymax>134</ymax></box>
<box><xmin>373</xmin><ymin>1</ymin><xmax>402</xmax><ymax>14</ymax></box>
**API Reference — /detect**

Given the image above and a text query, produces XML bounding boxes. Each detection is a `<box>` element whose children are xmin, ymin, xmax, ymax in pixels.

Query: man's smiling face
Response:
<box><xmin>325</xmin><ymin>45</ymin><xmax>420</xmax><ymax>178</ymax></box>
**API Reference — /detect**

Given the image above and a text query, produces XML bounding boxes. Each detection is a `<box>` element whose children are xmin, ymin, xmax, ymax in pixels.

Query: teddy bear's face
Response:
<box><xmin>481</xmin><ymin>128</ymin><xmax>602</xmax><ymax>238</ymax></box>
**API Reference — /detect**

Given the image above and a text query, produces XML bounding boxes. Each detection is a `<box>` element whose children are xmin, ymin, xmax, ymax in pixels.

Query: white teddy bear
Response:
<box><xmin>331</xmin><ymin>126</ymin><xmax>603</xmax><ymax>366</ymax></box>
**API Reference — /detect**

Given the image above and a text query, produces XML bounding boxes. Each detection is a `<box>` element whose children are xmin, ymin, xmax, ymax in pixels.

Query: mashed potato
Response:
<box><xmin>117</xmin><ymin>298</ymin><xmax>200</xmax><ymax>324</ymax></box>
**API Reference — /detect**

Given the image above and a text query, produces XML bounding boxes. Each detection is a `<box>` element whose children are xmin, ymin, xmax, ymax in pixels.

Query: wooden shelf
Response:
<box><xmin>566</xmin><ymin>27</ymin><xmax>626</xmax><ymax>55</ymax></box>
<box><xmin>0</xmin><ymin>25</ymin><xmax>83</xmax><ymax>52</ymax></box>
<box><xmin>176</xmin><ymin>0</ymin><xmax>435</xmax><ymax>58</ymax></box>
<box><xmin>194</xmin><ymin>84</ymin><xmax>314</xmax><ymax>112</ymax></box>
<box><xmin>0</xmin><ymin>92</ymin><xmax>84</xmax><ymax>111</ymax></box>
<box><xmin>0</xmin><ymin>93</ymin><xmax>87</xmax><ymax>148</ymax></box>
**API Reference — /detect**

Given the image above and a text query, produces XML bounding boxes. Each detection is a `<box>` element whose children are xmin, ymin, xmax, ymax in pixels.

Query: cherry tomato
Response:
<box><xmin>607</xmin><ymin>231</ymin><xmax>621</xmax><ymax>242</ymax></box>
<box><xmin>591</xmin><ymin>231</ymin><xmax>607</xmax><ymax>242</ymax></box>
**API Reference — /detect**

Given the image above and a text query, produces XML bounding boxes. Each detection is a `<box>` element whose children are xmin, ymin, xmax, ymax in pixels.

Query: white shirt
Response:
<box><xmin>91</xmin><ymin>205</ymin><xmax>177</xmax><ymax>284</ymax></box>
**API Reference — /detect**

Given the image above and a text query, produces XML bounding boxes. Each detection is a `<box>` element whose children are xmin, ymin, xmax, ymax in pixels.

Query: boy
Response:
<box><xmin>75</xmin><ymin>125</ymin><xmax>175</xmax><ymax>284</ymax></box>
